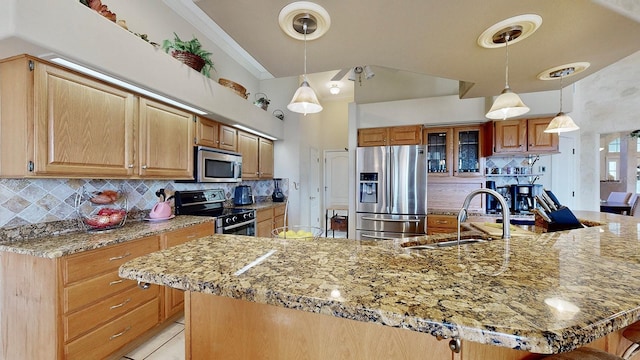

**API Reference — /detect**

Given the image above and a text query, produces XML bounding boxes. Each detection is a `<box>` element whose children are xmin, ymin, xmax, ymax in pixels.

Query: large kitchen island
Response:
<box><xmin>119</xmin><ymin>211</ymin><xmax>640</xmax><ymax>359</ymax></box>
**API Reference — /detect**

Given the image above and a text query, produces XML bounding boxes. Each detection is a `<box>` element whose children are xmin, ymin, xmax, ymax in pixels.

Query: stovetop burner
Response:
<box><xmin>174</xmin><ymin>189</ymin><xmax>256</xmax><ymax>228</ymax></box>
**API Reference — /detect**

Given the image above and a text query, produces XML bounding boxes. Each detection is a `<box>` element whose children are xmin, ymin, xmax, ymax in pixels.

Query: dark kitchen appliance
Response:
<box><xmin>509</xmin><ymin>184</ymin><xmax>543</xmax><ymax>214</ymax></box>
<box><xmin>485</xmin><ymin>180</ymin><xmax>498</xmax><ymax>214</ymax></box>
<box><xmin>174</xmin><ymin>189</ymin><xmax>255</xmax><ymax>236</ymax></box>
<box><xmin>272</xmin><ymin>178</ymin><xmax>285</xmax><ymax>202</ymax></box>
<box><xmin>355</xmin><ymin>145</ymin><xmax>428</xmax><ymax>240</ymax></box>
<box><xmin>234</xmin><ymin>185</ymin><xmax>253</xmax><ymax>205</ymax></box>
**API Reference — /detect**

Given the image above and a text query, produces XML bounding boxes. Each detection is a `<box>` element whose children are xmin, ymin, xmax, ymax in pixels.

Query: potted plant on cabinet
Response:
<box><xmin>162</xmin><ymin>32</ymin><xmax>215</xmax><ymax>78</ymax></box>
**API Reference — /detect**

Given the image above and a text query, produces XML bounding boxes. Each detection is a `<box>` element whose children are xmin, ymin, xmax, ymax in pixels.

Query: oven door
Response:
<box><xmin>196</xmin><ymin>146</ymin><xmax>242</xmax><ymax>183</ymax></box>
<box><xmin>217</xmin><ymin>219</ymin><xmax>256</xmax><ymax>236</ymax></box>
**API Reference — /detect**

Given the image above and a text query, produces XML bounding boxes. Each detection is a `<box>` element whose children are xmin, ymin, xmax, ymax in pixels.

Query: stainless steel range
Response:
<box><xmin>174</xmin><ymin>189</ymin><xmax>256</xmax><ymax>236</ymax></box>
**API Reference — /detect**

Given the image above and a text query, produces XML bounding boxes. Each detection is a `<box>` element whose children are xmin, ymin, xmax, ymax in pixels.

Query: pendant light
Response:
<box><xmin>287</xmin><ymin>13</ymin><xmax>322</xmax><ymax>115</ymax></box>
<box><xmin>544</xmin><ymin>67</ymin><xmax>579</xmax><ymax>133</ymax></box>
<box><xmin>486</xmin><ymin>27</ymin><xmax>530</xmax><ymax>120</ymax></box>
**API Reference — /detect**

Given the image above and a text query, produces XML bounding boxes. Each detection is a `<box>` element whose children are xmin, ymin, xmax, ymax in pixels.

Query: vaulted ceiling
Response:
<box><xmin>183</xmin><ymin>0</ymin><xmax>640</xmax><ymax>100</ymax></box>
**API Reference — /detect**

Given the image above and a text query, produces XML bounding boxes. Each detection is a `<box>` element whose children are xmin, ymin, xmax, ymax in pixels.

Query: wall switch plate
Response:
<box><xmin>539</xmin><ymin>166</ymin><xmax>546</xmax><ymax>173</ymax></box>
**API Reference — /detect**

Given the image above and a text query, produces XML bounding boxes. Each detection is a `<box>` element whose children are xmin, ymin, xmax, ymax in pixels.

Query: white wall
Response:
<box><xmin>574</xmin><ymin>50</ymin><xmax>640</xmax><ymax>210</ymax></box>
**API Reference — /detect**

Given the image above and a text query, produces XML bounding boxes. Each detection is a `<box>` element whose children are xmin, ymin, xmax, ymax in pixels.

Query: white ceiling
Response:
<box><xmin>176</xmin><ymin>0</ymin><xmax>640</xmax><ymax>101</ymax></box>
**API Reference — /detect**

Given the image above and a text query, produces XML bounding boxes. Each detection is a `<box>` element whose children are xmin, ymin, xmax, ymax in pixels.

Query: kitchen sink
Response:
<box><xmin>403</xmin><ymin>238</ymin><xmax>487</xmax><ymax>250</ymax></box>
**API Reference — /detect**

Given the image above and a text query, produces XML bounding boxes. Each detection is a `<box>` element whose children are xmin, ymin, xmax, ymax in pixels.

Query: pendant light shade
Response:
<box><xmin>287</xmin><ymin>79</ymin><xmax>322</xmax><ymax>114</ymax></box>
<box><xmin>486</xmin><ymin>28</ymin><xmax>529</xmax><ymax>120</ymax></box>
<box><xmin>544</xmin><ymin>112</ymin><xmax>579</xmax><ymax>133</ymax></box>
<box><xmin>544</xmin><ymin>67</ymin><xmax>579</xmax><ymax>133</ymax></box>
<box><xmin>486</xmin><ymin>87</ymin><xmax>530</xmax><ymax>120</ymax></box>
<box><xmin>286</xmin><ymin>12</ymin><xmax>323</xmax><ymax>115</ymax></box>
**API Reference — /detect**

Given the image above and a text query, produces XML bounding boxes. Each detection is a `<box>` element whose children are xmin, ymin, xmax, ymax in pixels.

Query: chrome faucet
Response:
<box><xmin>457</xmin><ymin>188</ymin><xmax>511</xmax><ymax>240</ymax></box>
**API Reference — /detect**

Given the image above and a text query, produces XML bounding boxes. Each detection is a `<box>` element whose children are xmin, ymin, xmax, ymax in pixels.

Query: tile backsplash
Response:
<box><xmin>0</xmin><ymin>178</ymin><xmax>288</xmax><ymax>228</ymax></box>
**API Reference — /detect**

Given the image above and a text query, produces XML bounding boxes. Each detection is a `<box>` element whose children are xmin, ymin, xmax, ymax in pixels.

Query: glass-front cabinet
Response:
<box><xmin>423</xmin><ymin>125</ymin><xmax>483</xmax><ymax>177</ymax></box>
<box><xmin>455</xmin><ymin>126</ymin><xmax>482</xmax><ymax>175</ymax></box>
<box><xmin>424</xmin><ymin>127</ymin><xmax>452</xmax><ymax>176</ymax></box>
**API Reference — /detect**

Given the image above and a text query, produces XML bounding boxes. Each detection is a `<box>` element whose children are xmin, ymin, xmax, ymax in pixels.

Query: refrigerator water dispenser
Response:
<box><xmin>359</xmin><ymin>172</ymin><xmax>378</xmax><ymax>203</ymax></box>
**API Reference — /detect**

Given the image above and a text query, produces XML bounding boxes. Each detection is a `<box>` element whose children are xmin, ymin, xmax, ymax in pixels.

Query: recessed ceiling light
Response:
<box><xmin>477</xmin><ymin>14</ymin><xmax>543</xmax><ymax>49</ymax></box>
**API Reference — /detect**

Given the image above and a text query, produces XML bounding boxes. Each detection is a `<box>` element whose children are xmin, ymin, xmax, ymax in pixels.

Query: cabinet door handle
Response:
<box><xmin>128</xmin><ymin>164</ymin><xmax>134</xmax><ymax>168</ymax></box>
<box><xmin>138</xmin><ymin>281</ymin><xmax>151</xmax><ymax>290</ymax></box>
<box><xmin>109</xmin><ymin>279</ymin><xmax>124</xmax><ymax>286</ymax></box>
<box><xmin>110</xmin><ymin>298</ymin><xmax>131</xmax><ymax>310</ymax></box>
<box><xmin>109</xmin><ymin>252</ymin><xmax>131</xmax><ymax>261</ymax></box>
<box><xmin>142</xmin><ymin>165</ymin><xmax>148</xmax><ymax>169</ymax></box>
<box><xmin>109</xmin><ymin>326</ymin><xmax>131</xmax><ymax>341</ymax></box>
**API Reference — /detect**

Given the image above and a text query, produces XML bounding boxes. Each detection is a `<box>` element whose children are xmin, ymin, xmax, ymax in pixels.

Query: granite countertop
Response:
<box><xmin>119</xmin><ymin>211</ymin><xmax>640</xmax><ymax>354</ymax></box>
<box><xmin>234</xmin><ymin>201</ymin><xmax>287</xmax><ymax>211</ymax></box>
<box><xmin>0</xmin><ymin>216</ymin><xmax>214</xmax><ymax>258</ymax></box>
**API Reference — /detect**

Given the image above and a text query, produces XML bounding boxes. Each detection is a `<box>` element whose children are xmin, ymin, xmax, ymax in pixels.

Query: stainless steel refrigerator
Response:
<box><xmin>355</xmin><ymin>145</ymin><xmax>428</xmax><ymax>240</ymax></box>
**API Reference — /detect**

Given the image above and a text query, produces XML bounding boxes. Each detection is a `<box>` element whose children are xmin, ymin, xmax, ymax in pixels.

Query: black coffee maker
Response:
<box><xmin>272</xmin><ymin>178</ymin><xmax>285</xmax><ymax>202</ymax></box>
<box><xmin>510</xmin><ymin>184</ymin><xmax>542</xmax><ymax>213</ymax></box>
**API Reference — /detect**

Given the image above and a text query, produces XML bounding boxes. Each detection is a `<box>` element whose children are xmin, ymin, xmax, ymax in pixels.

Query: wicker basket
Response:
<box><xmin>218</xmin><ymin>78</ymin><xmax>248</xmax><ymax>99</ymax></box>
<box><xmin>171</xmin><ymin>51</ymin><xmax>206</xmax><ymax>72</ymax></box>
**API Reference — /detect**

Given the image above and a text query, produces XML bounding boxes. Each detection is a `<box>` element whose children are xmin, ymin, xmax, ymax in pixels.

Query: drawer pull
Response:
<box><xmin>435</xmin><ymin>220</ymin><xmax>448</xmax><ymax>224</ymax></box>
<box><xmin>138</xmin><ymin>281</ymin><xmax>151</xmax><ymax>290</ymax></box>
<box><xmin>109</xmin><ymin>252</ymin><xmax>131</xmax><ymax>261</ymax></box>
<box><xmin>186</xmin><ymin>234</ymin><xmax>197</xmax><ymax>239</ymax></box>
<box><xmin>109</xmin><ymin>326</ymin><xmax>131</xmax><ymax>341</ymax></box>
<box><xmin>109</xmin><ymin>298</ymin><xmax>131</xmax><ymax>310</ymax></box>
<box><xmin>109</xmin><ymin>279</ymin><xmax>124</xmax><ymax>286</ymax></box>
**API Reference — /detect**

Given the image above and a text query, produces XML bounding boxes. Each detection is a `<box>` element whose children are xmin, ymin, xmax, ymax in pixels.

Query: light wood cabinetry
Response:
<box><xmin>61</xmin><ymin>235</ymin><xmax>161</xmax><ymax>359</ymax></box>
<box><xmin>0</xmin><ymin>54</ymin><xmax>194</xmax><ymax>180</ymax></box>
<box><xmin>485</xmin><ymin>117</ymin><xmax>558</xmax><ymax>155</ymax></box>
<box><xmin>358</xmin><ymin>125</ymin><xmax>423</xmax><ymax>146</ymax></box>
<box><xmin>194</xmin><ymin>116</ymin><xmax>237</xmax><ymax>151</ymax></box>
<box><xmin>138</xmin><ymin>98</ymin><xmax>193</xmax><ymax>179</ymax></box>
<box><xmin>161</xmin><ymin>222</ymin><xmax>214</xmax><ymax>319</ymax></box>
<box><xmin>0</xmin><ymin>222</ymin><xmax>213</xmax><ymax>360</ymax></box>
<box><xmin>237</xmin><ymin>131</ymin><xmax>274</xmax><ymax>179</ymax></box>
<box><xmin>256</xmin><ymin>204</ymin><xmax>287</xmax><ymax>238</ymax></box>
<box><xmin>427</xmin><ymin>215</ymin><xmax>457</xmax><ymax>234</ymax></box>
<box><xmin>424</xmin><ymin>124</ymin><xmax>484</xmax><ymax>177</ymax></box>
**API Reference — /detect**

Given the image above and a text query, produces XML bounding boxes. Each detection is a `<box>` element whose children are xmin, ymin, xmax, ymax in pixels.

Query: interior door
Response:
<box><xmin>552</xmin><ymin>136</ymin><xmax>576</xmax><ymax>209</ymax></box>
<box><xmin>309</xmin><ymin>147</ymin><xmax>321</xmax><ymax>228</ymax></box>
<box><xmin>324</xmin><ymin>150</ymin><xmax>349</xmax><ymax>208</ymax></box>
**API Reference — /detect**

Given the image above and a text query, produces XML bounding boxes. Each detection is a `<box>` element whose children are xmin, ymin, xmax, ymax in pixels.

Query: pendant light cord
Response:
<box><xmin>303</xmin><ymin>21</ymin><xmax>308</xmax><ymax>77</ymax></box>
<box><xmin>504</xmin><ymin>34</ymin><xmax>510</xmax><ymax>89</ymax></box>
<box><xmin>559</xmin><ymin>74</ymin><xmax>564</xmax><ymax>112</ymax></box>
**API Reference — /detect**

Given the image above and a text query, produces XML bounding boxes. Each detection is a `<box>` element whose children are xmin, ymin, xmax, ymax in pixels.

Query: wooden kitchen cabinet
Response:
<box><xmin>256</xmin><ymin>208</ymin><xmax>274</xmax><ymax>238</ymax></box>
<box><xmin>138</xmin><ymin>98</ymin><xmax>194</xmax><ymax>179</ymax></box>
<box><xmin>0</xmin><ymin>55</ymin><xmax>136</xmax><ymax>178</ymax></box>
<box><xmin>358</xmin><ymin>125</ymin><xmax>423</xmax><ymax>146</ymax></box>
<box><xmin>424</xmin><ymin>124</ymin><xmax>484</xmax><ymax>177</ymax></box>
<box><xmin>0</xmin><ymin>55</ymin><xmax>195</xmax><ymax>180</ymax></box>
<box><xmin>61</xmin><ymin>235</ymin><xmax>162</xmax><ymax>360</ymax></box>
<box><xmin>485</xmin><ymin>117</ymin><xmax>558</xmax><ymax>155</ymax></box>
<box><xmin>427</xmin><ymin>215</ymin><xmax>457</xmax><ymax>234</ymax></box>
<box><xmin>527</xmin><ymin>117</ymin><xmax>559</xmax><ymax>152</ymax></box>
<box><xmin>0</xmin><ymin>222</ymin><xmax>213</xmax><ymax>360</ymax></box>
<box><xmin>195</xmin><ymin>116</ymin><xmax>237</xmax><ymax>151</ymax></box>
<box><xmin>237</xmin><ymin>131</ymin><xmax>274</xmax><ymax>179</ymax></box>
<box><xmin>256</xmin><ymin>204</ymin><xmax>287</xmax><ymax>238</ymax></box>
<box><xmin>161</xmin><ymin>222</ymin><xmax>214</xmax><ymax>320</ymax></box>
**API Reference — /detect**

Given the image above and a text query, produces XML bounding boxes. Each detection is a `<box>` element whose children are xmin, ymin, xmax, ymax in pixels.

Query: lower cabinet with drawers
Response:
<box><xmin>0</xmin><ymin>221</ymin><xmax>213</xmax><ymax>360</ymax></box>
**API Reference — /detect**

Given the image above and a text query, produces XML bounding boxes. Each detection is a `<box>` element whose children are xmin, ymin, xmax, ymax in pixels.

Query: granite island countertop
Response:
<box><xmin>0</xmin><ymin>215</ymin><xmax>214</xmax><ymax>258</ymax></box>
<box><xmin>118</xmin><ymin>211</ymin><xmax>640</xmax><ymax>354</ymax></box>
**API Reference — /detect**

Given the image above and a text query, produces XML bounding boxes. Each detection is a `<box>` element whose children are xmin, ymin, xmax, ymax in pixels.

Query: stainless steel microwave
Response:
<box><xmin>194</xmin><ymin>146</ymin><xmax>242</xmax><ymax>183</ymax></box>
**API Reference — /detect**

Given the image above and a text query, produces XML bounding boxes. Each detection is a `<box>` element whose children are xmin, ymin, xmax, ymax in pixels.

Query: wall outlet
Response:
<box><xmin>539</xmin><ymin>166</ymin><xmax>546</xmax><ymax>173</ymax></box>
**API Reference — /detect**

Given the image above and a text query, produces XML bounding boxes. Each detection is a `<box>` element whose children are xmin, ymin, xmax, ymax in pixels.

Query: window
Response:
<box><xmin>609</xmin><ymin>137</ymin><xmax>620</xmax><ymax>153</ymax></box>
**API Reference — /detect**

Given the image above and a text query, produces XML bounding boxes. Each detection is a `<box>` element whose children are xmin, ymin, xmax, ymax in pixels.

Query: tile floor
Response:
<box><xmin>121</xmin><ymin>317</ymin><xmax>185</xmax><ymax>360</ymax></box>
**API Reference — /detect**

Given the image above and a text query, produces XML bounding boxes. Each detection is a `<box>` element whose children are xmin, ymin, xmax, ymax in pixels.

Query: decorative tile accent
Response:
<box><xmin>0</xmin><ymin>178</ymin><xmax>289</xmax><ymax>228</ymax></box>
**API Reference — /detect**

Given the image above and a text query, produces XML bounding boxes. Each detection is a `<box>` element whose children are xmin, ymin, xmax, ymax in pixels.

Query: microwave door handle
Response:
<box><xmin>235</xmin><ymin>162</ymin><xmax>242</xmax><ymax>178</ymax></box>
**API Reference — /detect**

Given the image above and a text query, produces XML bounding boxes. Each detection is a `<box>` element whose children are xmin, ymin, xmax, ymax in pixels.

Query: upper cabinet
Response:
<box><xmin>0</xmin><ymin>55</ymin><xmax>194</xmax><ymax>179</ymax></box>
<box><xmin>195</xmin><ymin>117</ymin><xmax>237</xmax><ymax>152</ymax></box>
<box><xmin>237</xmin><ymin>131</ymin><xmax>274</xmax><ymax>180</ymax></box>
<box><xmin>424</xmin><ymin>124</ymin><xmax>484</xmax><ymax>177</ymax></box>
<box><xmin>138</xmin><ymin>98</ymin><xmax>193</xmax><ymax>179</ymax></box>
<box><xmin>358</xmin><ymin>125</ymin><xmax>422</xmax><ymax>147</ymax></box>
<box><xmin>485</xmin><ymin>117</ymin><xmax>558</xmax><ymax>155</ymax></box>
